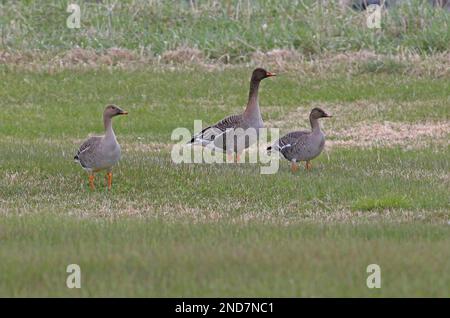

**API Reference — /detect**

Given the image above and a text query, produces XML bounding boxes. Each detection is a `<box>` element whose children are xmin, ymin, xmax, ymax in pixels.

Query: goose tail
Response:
<box><xmin>188</xmin><ymin>126</ymin><xmax>223</xmax><ymax>146</ymax></box>
<box><xmin>267</xmin><ymin>144</ymin><xmax>280</xmax><ymax>155</ymax></box>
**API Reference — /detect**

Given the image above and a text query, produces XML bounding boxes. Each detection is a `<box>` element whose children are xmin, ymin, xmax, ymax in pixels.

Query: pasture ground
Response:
<box><xmin>1</xmin><ymin>64</ymin><xmax>449</xmax><ymax>296</ymax></box>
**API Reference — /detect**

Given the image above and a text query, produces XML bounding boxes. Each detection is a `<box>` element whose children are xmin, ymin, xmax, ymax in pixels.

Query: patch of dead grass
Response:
<box><xmin>268</xmin><ymin>100</ymin><xmax>450</xmax><ymax>149</ymax></box>
<box><xmin>268</xmin><ymin>100</ymin><xmax>446</xmax><ymax>129</ymax></box>
<box><xmin>232</xmin><ymin>208</ymin><xmax>450</xmax><ymax>225</ymax></box>
<box><xmin>1</xmin><ymin>48</ymin><xmax>449</xmax><ymax>77</ymax></box>
<box><xmin>2</xmin><ymin>199</ymin><xmax>448</xmax><ymax>225</ymax></box>
<box><xmin>251</xmin><ymin>49</ymin><xmax>304</xmax><ymax>68</ymax></box>
<box><xmin>328</xmin><ymin>121</ymin><xmax>450</xmax><ymax>149</ymax></box>
<box><xmin>161</xmin><ymin>47</ymin><xmax>204</xmax><ymax>64</ymax></box>
<box><xmin>56</xmin><ymin>47</ymin><xmax>139</xmax><ymax>67</ymax></box>
<box><xmin>1</xmin><ymin>48</ymin><xmax>142</xmax><ymax>69</ymax></box>
<box><xmin>250</xmin><ymin>49</ymin><xmax>450</xmax><ymax>77</ymax></box>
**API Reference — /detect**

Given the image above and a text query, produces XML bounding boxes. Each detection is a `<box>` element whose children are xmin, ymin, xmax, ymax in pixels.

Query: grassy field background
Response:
<box><xmin>0</xmin><ymin>0</ymin><xmax>449</xmax><ymax>297</ymax></box>
<box><xmin>1</xmin><ymin>66</ymin><xmax>449</xmax><ymax>297</ymax></box>
<box><xmin>1</xmin><ymin>0</ymin><xmax>449</xmax><ymax>57</ymax></box>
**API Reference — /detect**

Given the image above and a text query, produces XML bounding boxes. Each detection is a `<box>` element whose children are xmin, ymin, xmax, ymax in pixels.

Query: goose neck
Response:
<box><xmin>243</xmin><ymin>79</ymin><xmax>261</xmax><ymax>119</ymax></box>
<box><xmin>310</xmin><ymin>117</ymin><xmax>321</xmax><ymax>133</ymax></box>
<box><xmin>104</xmin><ymin>115</ymin><xmax>115</xmax><ymax>139</ymax></box>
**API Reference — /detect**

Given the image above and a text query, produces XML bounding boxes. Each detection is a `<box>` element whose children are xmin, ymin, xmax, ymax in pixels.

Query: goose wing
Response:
<box><xmin>74</xmin><ymin>136</ymin><xmax>102</xmax><ymax>169</ymax></box>
<box><xmin>189</xmin><ymin>114</ymin><xmax>244</xmax><ymax>145</ymax></box>
<box><xmin>267</xmin><ymin>131</ymin><xmax>310</xmax><ymax>160</ymax></box>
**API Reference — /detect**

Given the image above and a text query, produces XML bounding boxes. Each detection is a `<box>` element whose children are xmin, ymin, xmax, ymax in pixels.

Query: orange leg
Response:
<box><xmin>291</xmin><ymin>161</ymin><xmax>299</xmax><ymax>173</ymax></box>
<box><xmin>226</xmin><ymin>152</ymin><xmax>234</xmax><ymax>163</ymax></box>
<box><xmin>88</xmin><ymin>175</ymin><xmax>95</xmax><ymax>190</ymax></box>
<box><xmin>305</xmin><ymin>161</ymin><xmax>312</xmax><ymax>171</ymax></box>
<box><xmin>107</xmin><ymin>172</ymin><xmax>113</xmax><ymax>190</ymax></box>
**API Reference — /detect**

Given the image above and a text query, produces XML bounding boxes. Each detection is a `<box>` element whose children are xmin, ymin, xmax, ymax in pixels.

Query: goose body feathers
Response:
<box><xmin>268</xmin><ymin>108</ymin><xmax>331</xmax><ymax>165</ymax></box>
<box><xmin>189</xmin><ymin>68</ymin><xmax>275</xmax><ymax>153</ymax></box>
<box><xmin>74</xmin><ymin>105</ymin><xmax>127</xmax><ymax>176</ymax></box>
<box><xmin>190</xmin><ymin>114</ymin><xmax>262</xmax><ymax>153</ymax></box>
<box><xmin>268</xmin><ymin>130</ymin><xmax>325</xmax><ymax>162</ymax></box>
<box><xmin>74</xmin><ymin>135</ymin><xmax>121</xmax><ymax>172</ymax></box>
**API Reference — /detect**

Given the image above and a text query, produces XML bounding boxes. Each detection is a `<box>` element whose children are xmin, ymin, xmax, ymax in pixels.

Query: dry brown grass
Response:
<box><xmin>251</xmin><ymin>49</ymin><xmax>303</xmax><ymax>68</ymax></box>
<box><xmin>161</xmin><ymin>47</ymin><xmax>204</xmax><ymax>64</ymax></box>
<box><xmin>234</xmin><ymin>208</ymin><xmax>450</xmax><ymax>225</ymax></box>
<box><xmin>328</xmin><ymin>121</ymin><xmax>450</xmax><ymax>149</ymax></box>
<box><xmin>58</xmin><ymin>47</ymin><xmax>139</xmax><ymax>67</ymax></box>
<box><xmin>2</xmin><ymin>195</ymin><xmax>447</xmax><ymax>225</ymax></box>
<box><xmin>269</xmin><ymin>99</ymin><xmax>446</xmax><ymax>128</ymax></box>
<box><xmin>1</xmin><ymin>48</ymin><xmax>449</xmax><ymax>77</ymax></box>
<box><xmin>267</xmin><ymin>99</ymin><xmax>450</xmax><ymax>149</ymax></box>
<box><xmin>1</xmin><ymin>48</ymin><xmax>141</xmax><ymax>69</ymax></box>
<box><xmin>250</xmin><ymin>49</ymin><xmax>450</xmax><ymax>77</ymax></box>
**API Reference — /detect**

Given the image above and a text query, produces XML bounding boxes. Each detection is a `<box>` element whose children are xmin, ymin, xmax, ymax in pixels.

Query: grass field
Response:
<box><xmin>1</xmin><ymin>65</ymin><xmax>449</xmax><ymax>297</ymax></box>
<box><xmin>1</xmin><ymin>0</ymin><xmax>449</xmax><ymax>57</ymax></box>
<box><xmin>0</xmin><ymin>0</ymin><xmax>449</xmax><ymax>298</ymax></box>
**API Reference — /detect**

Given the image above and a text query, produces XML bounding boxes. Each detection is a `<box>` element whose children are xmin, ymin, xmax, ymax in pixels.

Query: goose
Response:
<box><xmin>267</xmin><ymin>108</ymin><xmax>332</xmax><ymax>173</ymax></box>
<box><xmin>189</xmin><ymin>68</ymin><xmax>276</xmax><ymax>161</ymax></box>
<box><xmin>74</xmin><ymin>104</ymin><xmax>128</xmax><ymax>190</ymax></box>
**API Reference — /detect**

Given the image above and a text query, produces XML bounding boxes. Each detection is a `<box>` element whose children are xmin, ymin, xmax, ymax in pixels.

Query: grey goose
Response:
<box><xmin>267</xmin><ymin>108</ymin><xmax>332</xmax><ymax>172</ymax></box>
<box><xmin>74</xmin><ymin>104</ymin><xmax>128</xmax><ymax>189</ymax></box>
<box><xmin>189</xmin><ymin>68</ymin><xmax>276</xmax><ymax>162</ymax></box>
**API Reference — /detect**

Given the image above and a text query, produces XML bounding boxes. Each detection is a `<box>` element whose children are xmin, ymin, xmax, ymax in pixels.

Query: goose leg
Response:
<box><xmin>107</xmin><ymin>172</ymin><xmax>113</xmax><ymax>190</ymax></box>
<box><xmin>236</xmin><ymin>152</ymin><xmax>242</xmax><ymax>163</ymax></box>
<box><xmin>305</xmin><ymin>161</ymin><xmax>312</xmax><ymax>171</ymax></box>
<box><xmin>290</xmin><ymin>160</ymin><xmax>299</xmax><ymax>173</ymax></box>
<box><xmin>88</xmin><ymin>174</ymin><xmax>95</xmax><ymax>190</ymax></box>
<box><xmin>226</xmin><ymin>152</ymin><xmax>234</xmax><ymax>163</ymax></box>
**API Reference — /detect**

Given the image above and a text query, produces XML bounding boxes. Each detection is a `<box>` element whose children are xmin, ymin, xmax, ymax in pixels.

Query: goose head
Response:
<box><xmin>310</xmin><ymin>107</ymin><xmax>332</xmax><ymax>120</ymax></box>
<box><xmin>104</xmin><ymin>104</ymin><xmax>128</xmax><ymax>118</ymax></box>
<box><xmin>251</xmin><ymin>68</ymin><xmax>276</xmax><ymax>82</ymax></box>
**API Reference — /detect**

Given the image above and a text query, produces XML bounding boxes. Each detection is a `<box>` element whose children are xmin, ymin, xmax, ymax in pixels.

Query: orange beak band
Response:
<box><xmin>266</xmin><ymin>72</ymin><xmax>276</xmax><ymax>77</ymax></box>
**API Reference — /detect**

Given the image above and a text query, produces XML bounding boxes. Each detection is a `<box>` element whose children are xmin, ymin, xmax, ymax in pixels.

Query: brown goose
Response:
<box><xmin>267</xmin><ymin>108</ymin><xmax>332</xmax><ymax>173</ymax></box>
<box><xmin>74</xmin><ymin>105</ymin><xmax>128</xmax><ymax>190</ymax></box>
<box><xmin>189</xmin><ymin>68</ymin><xmax>275</xmax><ymax>161</ymax></box>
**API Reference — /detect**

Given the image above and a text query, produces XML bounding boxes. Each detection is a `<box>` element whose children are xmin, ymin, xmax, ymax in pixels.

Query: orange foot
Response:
<box><xmin>305</xmin><ymin>161</ymin><xmax>312</xmax><ymax>171</ymax></box>
<box><xmin>226</xmin><ymin>153</ymin><xmax>234</xmax><ymax>163</ymax></box>
<box><xmin>107</xmin><ymin>172</ymin><xmax>113</xmax><ymax>190</ymax></box>
<box><xmin>291</xmin><ymin>162</ymin><xmax>299</xmax><ymax>173</ymax></box>
<box><xmin>88</xmin><ymin>175</ymin><xmax>95</xmax><ymax>190</ymax></box>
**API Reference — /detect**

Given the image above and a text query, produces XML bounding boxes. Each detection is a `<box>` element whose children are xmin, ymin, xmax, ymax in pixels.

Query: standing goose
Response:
<box><xmin>267</xmin><ymin>108</ymin><xmax>332</xmax><ymax>173</ymax></box>
<box><xmin>189</xmin><ymin>68</ymin><xmax>276</xmax><ymax>161</ymax></box>
<box><xmin>74</xmin><ymin>104</ymin><xmax>128</xmax><ymax>190</ymax></box>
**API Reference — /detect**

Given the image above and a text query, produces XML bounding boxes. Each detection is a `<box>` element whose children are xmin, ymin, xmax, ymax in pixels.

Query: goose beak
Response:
<box><xmin>266</xmin><ymin>71</ymin><xmax>276</xmax><ymax>77</ymax></box>
<box><xmin>324</xmin><ymin>113</ymin><xmax>332</xmax><ymax>118</ymax></box>
<box><xmin>120</xmin><ymin>110</ymin><xmax>128</xmax><ymax>115</ymax></box>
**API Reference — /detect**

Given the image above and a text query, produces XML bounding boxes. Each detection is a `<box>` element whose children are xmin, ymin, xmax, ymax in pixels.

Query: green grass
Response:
<box><xmin>351</xmin><ymin>195</ymin><xmax>413</xmax><ymax>211</ymax></box>
<box><xmin>0</xmin><ymin>65</ymin><xmax>449</xmax><ymax>296</ymax></box>
<box><xmin>1</xmin><ymin>0</ymin><xmax>449</xmax><ymax>57</ymax></box>
<box><xmin>0</xmin><ymin>68</ymin><xmax>450</xmax><ymax>297</ymax></box>
<box><xmin>1</xmin><ymin>216</ymin><xmax>449</xmax><ymax>297</ymax></box>
<box><xmin>1</xmin><ymin>68</ymin><xmax>449</xmax><ymax>139</ymax></box>
<box><xmin>0</xmin><ymin>0</ymin><xmax>449</xmax><ymax>299</ymax></box>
